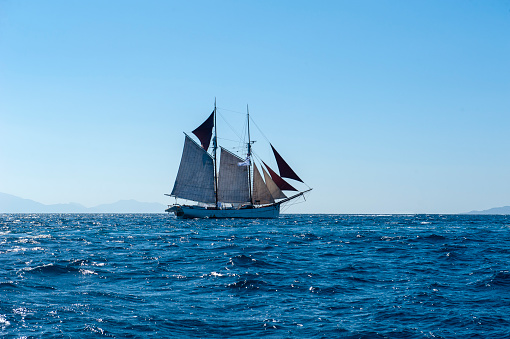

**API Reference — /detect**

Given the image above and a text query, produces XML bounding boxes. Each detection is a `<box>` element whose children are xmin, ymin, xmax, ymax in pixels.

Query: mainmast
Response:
<box><xmin>247</xmin><ymin>104</ymin><xmax>253</xmax><ymax>204</ymax></box>
<box><xmin>213</xmin><ymin>98</ymin><xmax>219</xmax><ymax>206</ymax></box>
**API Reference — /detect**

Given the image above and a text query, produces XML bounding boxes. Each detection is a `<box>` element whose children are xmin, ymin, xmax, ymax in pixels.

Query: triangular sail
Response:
<box><xmin>192</xmin><ymin>111</ymin><xmax>214</xmax><ymax>151</ymax></box>
<box><xmin>218</xmin><ymin>148</ymin><xmax>250</xmax><ymax>203</ymax></box>
<box><xmin>262</xmin><ymin>165</ymin><xmax>286</xmax><ymax>199</ymax></box>
<box><xmin>252</xmin><ymin>164</ymin><xmax>274</xmax><ymax>205</ymax></box>
<box><xmin>171</xmin><ymin>134</ymin><xmax>215</xmax><ymax>203</ymax></box>
<box><xmin>271</xmin><ymin>144</ymin><xmax>303</xmax><ymax>182</ymax></box>
<box><xmin>262</xmin><ymin>161</ymin><xmax>298</xmax><ymax>191</ymax></box>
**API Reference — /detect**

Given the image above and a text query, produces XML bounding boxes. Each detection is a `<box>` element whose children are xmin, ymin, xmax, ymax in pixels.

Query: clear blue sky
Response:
<box><xmin>1</xmin><ymin>1</ymin><xmax>509</xmax><ymax>213</ymax></box>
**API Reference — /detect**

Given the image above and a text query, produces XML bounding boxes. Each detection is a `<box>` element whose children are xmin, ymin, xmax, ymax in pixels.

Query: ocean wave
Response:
<box><xmin>0</xmin><ymin>281</ymin><xmax>18</xmax><ymax>290</ymax></box>
<box><xmin>226</xmin><ymin>254</ymin><xmax>274</xmax><ymax>268</ymax></box>
<box><xmin>3</xmin><ymin>214</ymin><xmax>510</xmax><ymax>337</ymax></box>
<box><xmin>0</xmin><ymin>315</ymin><xmax>11</xmax><ymax>329</ymax></box>
<box><xmin>22</xmin><ymin>261</ymin><xmax>98</xmax><ymax>276</ymax></box>
<box><xmin>23</xmin><ymin>263</ymin><xmax>78</xmax><ymax>275</ymax></box>
<box><xmin>482</xmin><ymin>271</ymin><xmax>510</xmax><ymax>287</ymax></box>
<box><xmin>226</xmin><ymin>278</ymin><xmax>268</xmax><ymax>290</ymax></box>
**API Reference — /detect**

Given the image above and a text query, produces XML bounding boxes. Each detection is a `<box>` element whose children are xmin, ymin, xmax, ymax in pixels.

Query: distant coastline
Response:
<box><xmin>465</xmin><ymin>206</ymin><xmax>510</xmax><ymax>215</ymax></box>
<box><xmin>0</xmin><ymin>192</ymin><xmax>166</xmax><ymax>213</ymax></box>
<box><xmin>2</xmin><ymin>192</ymin><xmax>510</xmax><ymax>215</ymax></box>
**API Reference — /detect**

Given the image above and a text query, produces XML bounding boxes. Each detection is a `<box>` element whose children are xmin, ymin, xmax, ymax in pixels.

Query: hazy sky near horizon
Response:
<box><xmin>1</xmin><ymin>1</ymin><xmax>509</xmax><ymax>213</ymax></box>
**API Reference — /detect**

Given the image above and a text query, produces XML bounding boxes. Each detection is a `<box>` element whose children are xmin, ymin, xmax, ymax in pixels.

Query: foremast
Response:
<box><xmin>213</xmin><ymin>98</ymin><xmax>219</xmax><ymax>207</ymax></box>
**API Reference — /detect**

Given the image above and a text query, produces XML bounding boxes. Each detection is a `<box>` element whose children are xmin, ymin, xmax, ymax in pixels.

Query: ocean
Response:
<box><xmin>1</xmin><ymin>214</ymin><xmax>509</xmax><ymax>338</ymax></box>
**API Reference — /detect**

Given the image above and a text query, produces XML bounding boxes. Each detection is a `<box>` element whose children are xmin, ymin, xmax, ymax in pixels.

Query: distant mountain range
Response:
<box><xmin>0</xmin><ymin>192</ymin><xmax>167</xmax><ymax>213</ymax></box>
<box><xmin>466</xmin><ymin>206</ymin><xmax>510</xmax><ymax>215</ymax></box>
<box><xmin>3</xmin><ymin>191</ymin><xmax>509</xmax><ymax>214</ymax></box>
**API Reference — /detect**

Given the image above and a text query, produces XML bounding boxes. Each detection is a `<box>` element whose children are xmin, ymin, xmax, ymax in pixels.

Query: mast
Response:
<box><xmin>247</xmin><ymin>104</ymin><xmax>253</xmax><ymax>204</ymax></box>
<box><xmin>213</xmin><ymin>98</ymin><xmax>219</xmax><ymax>206</ymax></box>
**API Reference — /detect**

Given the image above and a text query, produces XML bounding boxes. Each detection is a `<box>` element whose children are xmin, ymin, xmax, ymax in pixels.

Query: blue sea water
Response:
<box><xmin>1</xmin><ymin>214</ymin><xmax>509</xmax><ymax>338</ymax></box>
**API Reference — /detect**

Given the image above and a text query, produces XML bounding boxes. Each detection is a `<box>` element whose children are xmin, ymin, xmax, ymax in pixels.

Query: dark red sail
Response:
<box><xmin>262</xmin><ymin>161</ymin><xmax>297</xmax><ymax>191</ymax></box>
<box><xmin>270</xmin><ymin>144</ymin><xmax>303</xmax><ymax>182</ymax></box>
<box><xmin>192</xmin><ymin>111</ymin><xmax>214</xmax><ymax>150</ymax></box>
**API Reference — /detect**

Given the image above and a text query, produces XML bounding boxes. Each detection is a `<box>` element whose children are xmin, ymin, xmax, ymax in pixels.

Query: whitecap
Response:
<box><xmin>32</xmin><ymin>234</ymin><xmax>51</xmax><ymax>239</ymax></box>
<box><xmin>0</xmin><ymin>315</ymin><xmax>10</xmax><ymax>327</ymax></box>
<box><xmin>79</xmin><ymin>269</ymin><xmax>98</xmax><ymax>275</ymax></box>
<box><xmin>92</xmin><ymin>262</ymin><xmax>106</xmax><ymax>267</ymax></box>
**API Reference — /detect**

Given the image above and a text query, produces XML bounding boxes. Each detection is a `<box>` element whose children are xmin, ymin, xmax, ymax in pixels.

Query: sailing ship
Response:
<box><xmin>166</xmin><ymin>101</ymin><xmax>311</xmax><ymax>219</ymax></box>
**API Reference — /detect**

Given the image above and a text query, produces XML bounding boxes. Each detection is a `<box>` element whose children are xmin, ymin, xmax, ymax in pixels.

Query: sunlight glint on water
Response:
<box><xmin>1</xmin><ymin>214</ymin><xmax>509</xmax><ymax>338</ymax></box>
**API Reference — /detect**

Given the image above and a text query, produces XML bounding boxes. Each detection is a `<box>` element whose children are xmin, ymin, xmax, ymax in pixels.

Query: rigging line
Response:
<box><xmin>217</xmin><ymin>107</ymin><xmax>264</xmax><ymax>157</ymax></box>
<box><xmin>238</xmin><ymin>117</ymin><xmax>250</xmax><ymax>158</ymax></box>
<box><xmin>281</xmin><ymin>203</ymin><xmax>296</xmax><ymax>214</ymax></box>
<box><xmin>281</xmin><ymin>198</ymin><xmax>306</xmax><ymax>213</ymax></box>
<box><xmin>240</xmin><ymin>117</ymin><xmax>248</xmax><ymax>142</ymax></box>
<box><xmin>229</xmin><ymin>145</ymin><xmax>246</xmax><ymax>151</ymax></box>
<box><xmin>249</xmin><ymin>151</ymin><xmax>265</xmax><ymax>167</ymax></box>
<box><xmin>217</xmin><ymin>111</ymin><xmax>243</xmax><ymax>141</ymax></box>
<box><xmin>216</xmin><ymin>107</ymin><xmax>272</xmax><ymax>146</ymax></box>
<box><xmin>252</xmin><ymin>138</ymin><xmax>311</xmax><ymax>189</ymax></box>
<box><xmin>251</xmin><ymin>127</ymin><xmax>310</xmax><ymax>190</ymax></box>
<box><xmin>217</xmin><ymin>107</ymin><xmax>245</xmax><ymax>115</ymax></box>
<box><xmin>217</xmin><ymin>137</ymin><xmax>243</xmax><ymax>143</ymax></box>
<box><xmin>249</xmin><ymin>116</ymin><xmax>271</xmax><ymax>144</ymax></box>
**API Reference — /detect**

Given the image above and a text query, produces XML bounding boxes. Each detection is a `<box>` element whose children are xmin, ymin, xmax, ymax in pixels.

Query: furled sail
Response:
<box><xmin>252</xmin><ymin>164</ymin><xmax>274</xmax><ymax>205</ymax></box>
<box><xmin>262</xmin><ymin>161</ymin><xmax>298</xmax><ymax>191</ymax></box>
<box><xmin>271</xmin><ymin>144</ymin><xmax>303</xmax><ymax>182</ymax></box>
<box><xmin>218</xmin><ymin>148</ymin><xmax>250</xmax><ymax>203</ymax></box>
<box><xmin>262</xmin><ymin>165</ymin><xmax>286</xmax><ymax>199</ymax></box>
<box><xmin>192</xmin><ymin>111</ymin><xmax>214</xmax><ymax>150</ymax></box>
<box><xmin>171</xmin><ymin>134</ymin><xmax>216</xmax><ymax>203</ymax></box>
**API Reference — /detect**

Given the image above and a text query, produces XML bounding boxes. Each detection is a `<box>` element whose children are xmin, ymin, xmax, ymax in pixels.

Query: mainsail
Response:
<box><xmin>218</xmin><ymin>148</ymin><xmax>250</xmax><ymax>203</ymax></box>
<box><xmin>252</xmin><ymin>164</ymin><xmax>274</xmax><ymax>205</ymax></box>
<box><xmin>171</xmin><ymin>134</ymin><xmax>216</xmax><ymax>203</ymax></box>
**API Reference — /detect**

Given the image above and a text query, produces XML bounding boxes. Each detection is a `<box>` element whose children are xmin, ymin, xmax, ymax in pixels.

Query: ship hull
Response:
<box><xmin>166</xmin><ymin>204</ymin><xmax>280</xmax><ymax>219</ymax></box>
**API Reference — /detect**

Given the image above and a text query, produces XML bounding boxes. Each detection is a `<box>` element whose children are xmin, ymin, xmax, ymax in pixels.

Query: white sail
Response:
<box><xmin>252</xmin><ymin>164</ymin><xmax>274</xmax><ymax>205</ymax></box>
<box><xmin>171</xmin><ymin>135</ymin><xmax>216</xmax><ymax>203</ymax></box>
<box><xmin>262</xmin><ymin>165</ymin><xmax>287</xmax><ymax>199</ymax></box>
<box><xmin>218</xmin><ymin>148</ymin><xmax>250</xmax><ymax>203</ymax></box>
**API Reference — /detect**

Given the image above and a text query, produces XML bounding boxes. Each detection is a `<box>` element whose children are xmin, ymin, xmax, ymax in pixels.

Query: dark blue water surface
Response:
<box><xmin>1</xmin><ymin>214</ymin><xmax>510</xmax><ymax>338</ymax></box>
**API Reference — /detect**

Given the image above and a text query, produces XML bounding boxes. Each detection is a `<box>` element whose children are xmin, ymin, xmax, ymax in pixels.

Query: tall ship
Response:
<box><xmin>166</xmin><ymin>101</ymin><xmax>311</xmax><ymax>219</ymax></box>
